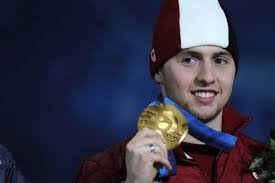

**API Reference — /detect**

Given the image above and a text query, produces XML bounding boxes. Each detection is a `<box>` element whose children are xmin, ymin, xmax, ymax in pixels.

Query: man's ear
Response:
<box><xmin>154</xmin><ymin>68</ymin><xmax>164</xmax><ymax>84</ymax></box>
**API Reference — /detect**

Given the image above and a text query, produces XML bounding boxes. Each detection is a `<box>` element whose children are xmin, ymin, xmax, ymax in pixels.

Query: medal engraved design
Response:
<box><xmin>138</xmin><ymin>103</ymin><xmax>189</xmax><ymax>150</ymax></box>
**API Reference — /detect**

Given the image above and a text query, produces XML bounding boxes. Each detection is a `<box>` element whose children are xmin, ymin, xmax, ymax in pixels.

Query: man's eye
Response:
<box><xmin>215</xmin><ymin>58</ymin><xmax>227</xmax><ymax>65</ymax></box>
<box><xmin>180</xmin><ymin>57</ymin><xmax>197</xmax><ymax>65</ymax></box>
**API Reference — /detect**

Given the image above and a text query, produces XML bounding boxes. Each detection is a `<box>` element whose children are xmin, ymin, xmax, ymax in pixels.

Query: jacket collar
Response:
<box><xmin>222</xmin><ymin>104</ymin><xmax>251</xmax><ymax>135</ymax></box>
<box><xmin>174</xmin><ymin>105</ymin><xmax>252</xmax><ymax>163</ymax></box>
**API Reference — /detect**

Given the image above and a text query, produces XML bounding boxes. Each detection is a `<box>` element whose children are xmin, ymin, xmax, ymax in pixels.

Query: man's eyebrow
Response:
<box><xmin>181</xmin><ymin>51</ymin><xmax>203</xmax><ymax>59</ymax></box>
<box><xmin>212</xmin><ymin>51</ymin><xmax>233</xmax><ymax>58</ymax></box>
<box><xmin>184</xmin><ymin>51</ymin><xmax>201</xmax><ymax>56</ymax></box>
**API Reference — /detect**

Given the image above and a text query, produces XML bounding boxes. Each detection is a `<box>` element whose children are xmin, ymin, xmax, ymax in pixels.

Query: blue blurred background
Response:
<box><xmin>0</xmin><ymin>0</ymin><xmax>274</xmax><ymax>182</ymax></box>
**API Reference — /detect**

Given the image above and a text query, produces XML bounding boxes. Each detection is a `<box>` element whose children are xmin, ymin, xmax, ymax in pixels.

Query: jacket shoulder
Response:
<box><xmin>238</xmin><ymin>133</ymin><xmax>266</xmax><ymax>149</ymax></box>
<box><xmin>237</xmin><ymin>133</ymin><xmax>267</xmax><ymax>161</ymax></box>
<box><xmin>77</xmin><ymin>138</ymin><xmax>130</xmax><ymax>183</ymax></box>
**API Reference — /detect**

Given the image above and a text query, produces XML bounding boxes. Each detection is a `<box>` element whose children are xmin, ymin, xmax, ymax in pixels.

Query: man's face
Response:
<box><xmin>155</xmin><ymin>46</ymin><xmax>236</xmax><ymax>122</ymax></box>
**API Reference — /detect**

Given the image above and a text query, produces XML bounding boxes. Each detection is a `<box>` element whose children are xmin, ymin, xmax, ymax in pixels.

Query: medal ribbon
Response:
<box><xmin>149</xmin><ymin>97</ymin><xmax>237</xmax><ymax>152</ymax></box>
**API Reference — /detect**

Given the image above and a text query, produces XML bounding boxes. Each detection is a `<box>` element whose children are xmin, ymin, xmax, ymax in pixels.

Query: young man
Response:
<box><xmin>77</xmin><ymin>0</ymin><xmax>265</xmax><ymax>182</ymax></box>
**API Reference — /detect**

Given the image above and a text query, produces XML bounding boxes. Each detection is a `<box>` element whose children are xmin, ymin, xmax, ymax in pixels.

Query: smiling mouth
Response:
<box><xmin>191</xmin><ymin>90</ymin><xmax>219</xmax><ymax>98</ymax></box>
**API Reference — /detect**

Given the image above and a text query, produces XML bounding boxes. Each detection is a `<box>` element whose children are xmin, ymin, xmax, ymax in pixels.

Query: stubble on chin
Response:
<box><xmin>184</xmin><ymin>104</ymin><xmax>222</xmax><ymax>123</ymax></box>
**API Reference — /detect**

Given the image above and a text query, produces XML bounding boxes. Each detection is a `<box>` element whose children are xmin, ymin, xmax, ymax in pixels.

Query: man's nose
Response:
<box><xmin>195</xmin><ymin>62</ymin><xmax>215</xmax><ymax>86</ymax></box>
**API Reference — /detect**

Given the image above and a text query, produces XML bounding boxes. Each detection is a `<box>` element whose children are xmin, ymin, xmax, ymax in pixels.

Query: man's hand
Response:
<box><xmin>125</xmin><ymin>128</ymin><xmax>172</xmax><ymax>183</ymax></box>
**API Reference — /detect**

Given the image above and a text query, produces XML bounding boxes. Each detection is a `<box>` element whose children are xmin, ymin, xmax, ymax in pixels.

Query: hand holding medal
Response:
<box><xmin>137</xmin><ymin>102</ymin><xmax>189</xmax><ymax>180</ymax></box>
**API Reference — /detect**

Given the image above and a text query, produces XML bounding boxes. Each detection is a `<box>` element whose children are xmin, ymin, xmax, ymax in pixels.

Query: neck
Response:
<box><xmin>184</xmin><ymin>110</ymin><xmax>223</xmax><ymax>145</ymax></box>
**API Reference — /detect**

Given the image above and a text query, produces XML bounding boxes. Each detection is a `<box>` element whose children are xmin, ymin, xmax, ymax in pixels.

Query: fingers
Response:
<box><xmin>150</xmin><ymin>153</ymin><xmax>172</xmax><ymax>170</ymax></box>
<box><xmin>132</xmin><ymin>128</ymin><xmax>166</xmax><ymax>144</ymax></box>
<box><xmin>134</xmin><ymin>139</ymin><xmax>168</xmax><ymax>159</ymax></box>
<box><xmin>125</xmin><ymin>128</ymin><xmax>172</xmax><ymax>182</ymax></box>
<box><xmin>137</xmin><ymin>145</ymin><xmax>172</xmax><ymax>170</ymax></box>
<box><xmin>126</xmin><ymin>128</ymin><xmax>171</xmax><ymax>168</ymax></box>
<box><xmin>128</xmin><ymin>128</ymin><xmax>167</xmax><ymax>158</ymax></box>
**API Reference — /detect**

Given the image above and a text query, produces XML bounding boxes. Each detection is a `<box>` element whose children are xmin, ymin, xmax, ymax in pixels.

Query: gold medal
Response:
<box><xmin>138</xmin><ymin>103</ymin><xmax>189</xmax><ymax>150</ymax></box>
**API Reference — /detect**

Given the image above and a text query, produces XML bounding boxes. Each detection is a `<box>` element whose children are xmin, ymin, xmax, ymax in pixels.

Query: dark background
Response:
<box><xmin>0</xmin><ymin>0</ymin><xmax>274</xmax><ymax>182</ymax></box>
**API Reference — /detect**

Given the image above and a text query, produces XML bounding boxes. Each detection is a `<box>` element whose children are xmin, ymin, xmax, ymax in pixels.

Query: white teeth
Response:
<box><xmin>194</xmin><ymin>92</ymin><xmax>215</xmax><ymax>98</ymax></box>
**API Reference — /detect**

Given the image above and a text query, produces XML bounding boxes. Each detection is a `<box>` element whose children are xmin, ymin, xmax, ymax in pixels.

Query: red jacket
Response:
<box><xmin>77</xmin><ymin>106</ymin><xmax>266</xmax><ymax>183</ymax></box>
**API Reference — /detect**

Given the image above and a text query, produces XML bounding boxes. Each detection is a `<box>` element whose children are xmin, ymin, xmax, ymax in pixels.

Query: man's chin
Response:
<box><xmin>196</xmin><ymin>114</ymin><xmax>219</xmax><ymax>123</ymax></box>
<box><xmin>186</xmin><ymin>106</ymin><xmax>222</xmax><ymax>123</ymax></box>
